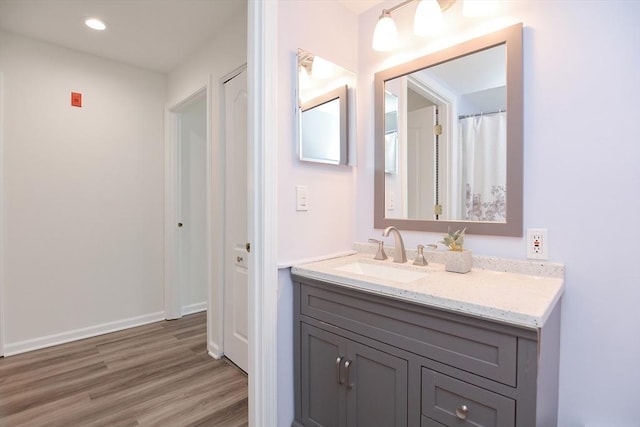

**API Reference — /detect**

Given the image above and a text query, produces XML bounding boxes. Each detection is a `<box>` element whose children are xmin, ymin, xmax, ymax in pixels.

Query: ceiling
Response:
<box><xmin>0</xmin><ymin>0</ymin><xmax>382</xmax><ymax>74</ymax></box>
<box><xmin>339</xmin><ymin>0</ymin><xmax>382</xmax><ymax>14</ymax></box>
<box><xmin>0</xmin><ymin>0</ymin><xmax>245</xmax><ymax>73</ymax></box>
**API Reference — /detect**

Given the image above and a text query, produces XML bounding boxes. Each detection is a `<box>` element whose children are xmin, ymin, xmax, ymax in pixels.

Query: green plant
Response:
<box><xmin>441</xmin><ymin>227</ymin><xmax>466</xmax><ymax>252</ymax></box>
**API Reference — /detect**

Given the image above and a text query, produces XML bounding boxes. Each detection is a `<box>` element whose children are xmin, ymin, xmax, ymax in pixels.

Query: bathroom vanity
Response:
<box><xmin>291</xmin><ymin>253</ymin><xmax>564</xmax><ymax>427</ymax></box>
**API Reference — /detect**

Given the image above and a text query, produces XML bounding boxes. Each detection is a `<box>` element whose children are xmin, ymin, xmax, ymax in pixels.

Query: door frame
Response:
<box><xmin>164</xmin><ymin>83</ymin><xmax>212</xmax><ymax>321</ymax></box>
<box><xmin>247</xmin><ymin>0</ymin><xmax>278</xmax><ymax>425</ymax></box>
<box><xmin>0</xmin><ymin>71</ymin><xmax>5</xmax><ymax>356</ymax></box>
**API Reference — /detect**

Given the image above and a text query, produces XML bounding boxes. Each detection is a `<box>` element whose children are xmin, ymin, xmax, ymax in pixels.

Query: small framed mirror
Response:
<box><xmin>297</xmin><ymin>49</ymin><xmax>354</xmax><ymax>166</ymax></box>
<box><xmin>374</xmin><ymin>23</ymin><xmax>523</xmax><ymax>236</ymax></box>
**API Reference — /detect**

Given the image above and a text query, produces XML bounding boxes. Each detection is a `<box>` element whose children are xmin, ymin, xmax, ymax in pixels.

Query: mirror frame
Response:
<box><xmin>374</xmin><ymin>23</ymin><xmax>523</xmax><ymax>236</ymax></box>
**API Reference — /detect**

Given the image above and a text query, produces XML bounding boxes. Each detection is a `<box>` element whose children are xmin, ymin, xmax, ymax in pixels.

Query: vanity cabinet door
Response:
<box><xmin>300</xmin><ymin>323</ymin><xmax>409</xmax><ymax>427</ymax></box>
<box><xmin>346</xmin><ymin>340</ymin><xmax>408</xmax><ymax>427</ymax></box>
<box><xmin>301</xmin><ymin>323</ymin><xmax>347</xmax><ymax>427</ymax></box>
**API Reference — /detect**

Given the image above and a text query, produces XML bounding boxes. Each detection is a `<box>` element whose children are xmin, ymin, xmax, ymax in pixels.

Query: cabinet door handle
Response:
<box><xmin>336</xmin><ymin>357</ymin><xmax>343</xmax><ymax>384</ymax></box>
<box><xmin>344</xmin><ymin>360</ymin><xmax>352</xmax><ymax>390</ymax></box>
<box><xmin>456</xmin><ymin>404</ymin><xmax>469</xmax><ymax>420</ymax></box>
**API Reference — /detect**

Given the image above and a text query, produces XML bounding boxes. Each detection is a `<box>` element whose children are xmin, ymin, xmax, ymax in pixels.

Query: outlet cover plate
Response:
<box><xmin>527</xmin><ymin>228</ymin><xmax>548</xmax><ymax>260</ymax></box>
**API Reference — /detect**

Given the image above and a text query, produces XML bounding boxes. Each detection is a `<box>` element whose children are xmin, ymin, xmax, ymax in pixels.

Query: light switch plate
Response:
<box><xmin>386</xmin><ymin>191</ymin><xmax>395</xmax><ymax>210</ymax></box>
<box><xmin>296</xmin><ymin>185</ymin><xmax>308</xmax><ymax>211</ymax></box>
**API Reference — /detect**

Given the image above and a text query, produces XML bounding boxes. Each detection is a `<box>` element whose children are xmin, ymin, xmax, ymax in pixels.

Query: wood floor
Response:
<box><xmin>0</xmin><ymin>312</ymin><xmax>248</xmax><ymax>427</ymax></box>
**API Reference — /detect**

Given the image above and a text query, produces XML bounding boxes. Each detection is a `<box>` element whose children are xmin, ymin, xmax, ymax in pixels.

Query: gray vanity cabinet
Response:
<box><xmin>292</xmin><ymin>274</ymin><xmax>562</xmax><ymax>427</ymax></box>
<box><xmin>300</xmin><ymin>323</ymin><xmax>408</xmax><ymax>427</ymax></box>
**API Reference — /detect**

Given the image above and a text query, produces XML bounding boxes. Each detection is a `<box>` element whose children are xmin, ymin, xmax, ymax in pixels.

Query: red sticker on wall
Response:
<box><xmin>71</xmin><ymin>92</ymin><xmax>82</xmax><ymax>107</ymax></box>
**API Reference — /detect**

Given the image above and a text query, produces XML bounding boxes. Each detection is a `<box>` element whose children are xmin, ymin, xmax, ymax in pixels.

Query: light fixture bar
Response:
<box><xmin>383</xmin><ymin>0</ymin><xmax>416</xmax><ymax>15</ymax></box>
<box><xmin>382</xmin><ymin>0</ymin><xmax>456</xmax><ymax>15</ymax></box>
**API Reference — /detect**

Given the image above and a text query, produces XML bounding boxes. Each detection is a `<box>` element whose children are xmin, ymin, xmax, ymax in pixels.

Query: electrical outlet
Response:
<box><xmin>527</xmin><ymin>228</ymin><xmax>548</xmax><ymax>260</ymax></box>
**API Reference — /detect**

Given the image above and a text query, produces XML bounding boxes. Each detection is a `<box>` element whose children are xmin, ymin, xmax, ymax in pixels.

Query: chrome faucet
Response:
<box><xmin>382</xmin><ymin>226</ymin><xmax>407</xmax><ymax>263</ymax></box>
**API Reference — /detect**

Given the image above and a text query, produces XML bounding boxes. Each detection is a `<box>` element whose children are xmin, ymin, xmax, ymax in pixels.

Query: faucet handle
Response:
<box><xmin>413</xmin><ymin>244</ymin><xmax>428</xmax><ymax>266</ymax></box>
<box><xmin>368</xmin><ymin>239</ymin><xmax>388</xmax><ymax>261</ymax></box>
<box><xmin>413</xmin><ymin>244</ymin><xmax>437</xmax><ymax>266</ymax></box>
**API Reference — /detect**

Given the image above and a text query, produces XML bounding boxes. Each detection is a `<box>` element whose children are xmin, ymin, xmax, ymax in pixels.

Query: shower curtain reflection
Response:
<box><xmin>457</xmin><ymin>111</ymin><xmax>507</xmax><ymax>222</ymax></box>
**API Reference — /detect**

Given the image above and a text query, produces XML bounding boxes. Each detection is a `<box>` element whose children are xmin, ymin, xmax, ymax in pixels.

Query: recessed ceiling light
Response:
<box><xmin>85</xmin><ymin>18</ymin><xmax>107</xmax><ymax>31</ymax></box>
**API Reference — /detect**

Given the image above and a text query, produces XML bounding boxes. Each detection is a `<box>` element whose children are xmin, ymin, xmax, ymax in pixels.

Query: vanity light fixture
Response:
<box><xmin>298</xmin><ymin>50</ymin><xmax>336</xmax><ymax>80</ymax></box>
<box><xmin>414</xmin><ymin>0</ymin><xmax>445</xmax><ymax>36</ymax></box>
<box><xmin>372</xmin><ymin>9</ymin><xmax>399</xmax><ymax>52</ymax></box>
<box><xmin>85</xmin><ymin>18</ymin><xmax>107</xmax><ymax>31</ymax></box>
<box><xmin>372</xmin><ymin>0</ymin><xmax>456</xmax><ymax>51</ymax></box>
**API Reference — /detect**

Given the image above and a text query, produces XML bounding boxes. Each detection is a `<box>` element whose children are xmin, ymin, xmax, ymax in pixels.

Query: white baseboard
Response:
<box><xmin>3</xmin><ymin>311</ymin><xmax>166</xmax><ymax>357</ymax></box>
<box><xmin>181</xmin><ymin>301</ymin><xmax>207</xmax><ymax>316</ymax></box>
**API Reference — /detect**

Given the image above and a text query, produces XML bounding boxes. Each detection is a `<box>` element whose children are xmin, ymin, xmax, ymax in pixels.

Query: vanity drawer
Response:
<box><xmin>298</xmin><ymin>280</ymin><xmax>518</xmax><ymax>386</ymax></box>
<box><xmin>421</xmin><ymin>369</ymin><xmax>515</xmax><ymax>427</ymax></box>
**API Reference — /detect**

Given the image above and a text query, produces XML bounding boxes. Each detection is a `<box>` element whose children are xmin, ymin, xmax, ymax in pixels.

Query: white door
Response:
<box><xmin>223</xmin><ymin>68</ymin><xmax>248</xmax><ymax>372</ymax></box>
<box><xmin>407</xmin><ymin>106</ymin><xmax>436</xmax><ymax>219</ymax></box>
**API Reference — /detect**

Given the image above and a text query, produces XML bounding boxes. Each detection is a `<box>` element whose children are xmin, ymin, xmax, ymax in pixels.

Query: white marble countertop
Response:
<box><xmin>291</xmin><ymin>253</ymin><xmax>565</xmax><ymax>329</ymax></box>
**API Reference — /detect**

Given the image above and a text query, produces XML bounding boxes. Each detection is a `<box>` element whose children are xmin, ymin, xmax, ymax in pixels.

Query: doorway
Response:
<box><xmin>165</xmin><ymin>88</ymin><xmax>210</xmax><ymax>320</ymax></box>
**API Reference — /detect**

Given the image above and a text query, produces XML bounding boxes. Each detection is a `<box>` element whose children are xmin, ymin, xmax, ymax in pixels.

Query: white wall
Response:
<box><xmin>0</xmin><ymin>32</ymin><xmax>166</xmax><ymax>353</ymax></box>
<box><xmin>166</xmin><ymin>4</ymin><xmax>247</xmax><ymax>354</ymax></box>
<box><xmin>277</xmin><ymin>1</ymin><xmax>359</xmax><ymax>265</ymax></box>
<box><xmin>276</xmin><ymin>1</ymin><xmax>359</xmax><ymax>425</ymax></box>
<box><xmin>356</xmin><ymin>1</ymin><xmax>640</xmax><ymax>425</ymax></box>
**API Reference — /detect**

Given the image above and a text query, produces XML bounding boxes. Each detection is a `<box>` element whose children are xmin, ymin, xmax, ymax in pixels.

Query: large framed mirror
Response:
<box><xmin>374</xmin><ymin>23</ymin><xmax>523</xmax><ymax>236</ymax></box>
<box><xmin>298</xmin><ymin>49</ymin><xmax>355</xmax><ymax>166</ymax></box>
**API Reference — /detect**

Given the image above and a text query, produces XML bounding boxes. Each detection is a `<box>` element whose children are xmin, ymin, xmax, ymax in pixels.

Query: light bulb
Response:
<box><xmin>311</xmin><ymin>56</ymin><xmax>334</xmax><ymax>79</ymax></box>
<box><xmin>372</xmin><ymin>11</ymin><xmax>399</xmax><ymax>52</ymax></box>
<box><xmin>299</xmin><ymin>66</ymin><xmax>310</xmax><ymax>90</ymax></box>
<box><xmin>414</xmin><ymin>0</ymin><xmax>444</xmax><ymax>37</ymax></box>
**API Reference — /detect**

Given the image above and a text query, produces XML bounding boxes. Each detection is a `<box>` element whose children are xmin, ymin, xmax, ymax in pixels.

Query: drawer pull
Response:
<box><xmin>336</xmin><ymin>357</ymin><xmax>343</xmax><ymax>384</ymax></box>
<box><xmin>456</xmin><ymin>404</ymin><xmax>469</xmax><ymax>420</ymax></box>
<box><xmin>344</xmin><ymin>360</ymin><xmax>352</xmax><ymax>390</ymax></box>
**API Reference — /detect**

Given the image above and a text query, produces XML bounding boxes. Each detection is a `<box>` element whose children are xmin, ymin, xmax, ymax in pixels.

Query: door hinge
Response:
<box><xmin>433</xmin><ymin>124</ymin><xmax>443</xmax><ymax>136</ymax></box>
<box><xmin>434</xmin><ymin>204</ymin><xmax>443</xmax><ymax>215</ymax></box>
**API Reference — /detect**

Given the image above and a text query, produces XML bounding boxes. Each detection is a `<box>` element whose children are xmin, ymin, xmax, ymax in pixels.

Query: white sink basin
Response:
<box><xmin>333</xmin><ymin>260</ymin><xmax>427</xmax><ymax>283</ymax></box>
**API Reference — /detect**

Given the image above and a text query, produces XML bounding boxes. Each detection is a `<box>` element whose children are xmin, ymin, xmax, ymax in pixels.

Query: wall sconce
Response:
<box><xmin>372</xmin><ymin>0</ymin><xmax>456</xmax><ymax>51</ymax></box>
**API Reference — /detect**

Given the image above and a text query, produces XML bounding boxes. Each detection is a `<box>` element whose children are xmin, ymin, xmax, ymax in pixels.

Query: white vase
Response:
<box><xmin>445</xmin><ymin>250</ymin><xmax>473</xmax><ymax>274</ymax></box>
